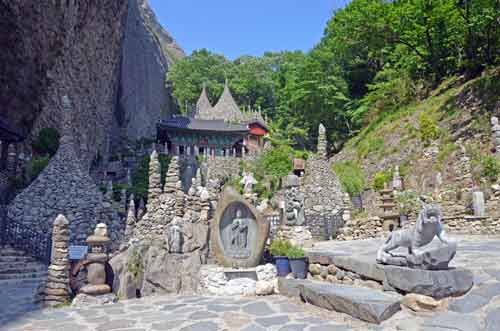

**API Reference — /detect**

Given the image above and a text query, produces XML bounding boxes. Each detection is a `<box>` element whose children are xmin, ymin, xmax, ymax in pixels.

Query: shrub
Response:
<box><xmin>112</xmin><ymin>183</ymin><xmax>130</xmax><ymax>202</ymax></box>
<box><xmin>28</xmin><ymin>156</ymin><xmax>50</xmax><ymax>181</ymax></box>
<box><xmin>356</xmin><ymin>136</ymin><xmax>385</xmax><ymax>159</ymax></box>
<box><xmin>258</xmin><ymin>145</ymin><xmax>293</xmax><ymax>179</ymax></box>
<box><xmin>269</xmin><ymin>239</ymin><xmax>293</xmax><ymax>257</ymax></box>
<box><xmin>287</xmin><ymin>246</ymin><xmax>305</xmax><ymax>259</ymax></box>
<box><xmin>129</xmin><ymin>154</ymin><xmax>171</xmax><ymax>202</ymax></box>
<box><xmin>395</xmin><ymin>190</ymin><xmax>420</xmax><ymax>215</ymax></box>
<box><xmin>33</xmin><ymin>128</ymin><xmax>60</xmax><ymax>156</ymax></box>
<box><xmin>437</xmin><ymin>142</ymin><xmax>457</xmax><ymax>164</ymax></box>
<box><xmin>332</xmin><ymin>161</ymin><xmax>366</xmax><ymax>197</ymax></box>
<box><xmin>372</xmin><ymin>170</ymin><xmax>392</xmax><ymax>191</ymax></box>
<box><xmin>418</xmin><ymin>113</ymin><xmax>440</xmax><ymax>145</ymax></box>
<box><xmin>481</xmin><ymin>156</ymin><xmax>500</xmax><ymax>182</ymax></box>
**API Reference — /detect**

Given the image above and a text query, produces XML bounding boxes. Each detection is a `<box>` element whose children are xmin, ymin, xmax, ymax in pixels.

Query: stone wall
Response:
<box><xmin>7</xmin><ymin>98</ymin><xmax>123</xmax><ymax>245</ymax></box>
<box><xmin>111</xmin><ymin>154</ymin><xmax>210</xmax><ymax>297</ymax></box>
<box><xmin>337</xmin><ymin>214</ymin><xmax>500</xmax><ymax>241</ymax></box>
<box><xmin>118</xmin><ymin>0</ymin><xmax>184</xmax><ymax>140</ymax></box>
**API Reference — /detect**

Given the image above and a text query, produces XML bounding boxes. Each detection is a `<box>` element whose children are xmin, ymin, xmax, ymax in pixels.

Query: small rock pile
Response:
<box><xmin>307</xmin><ymin>263</ymin><xmax>382</xmax><ymax>290</ymax></box>
<box><xmin>199</xmin><ymin>263</ymin><xmax>278</xmax><ymax>296</ymax></box>
<box><xmin>336</xmin><ymin>216</ymin><xmax>387</xmax><ymax>240</ymax></box>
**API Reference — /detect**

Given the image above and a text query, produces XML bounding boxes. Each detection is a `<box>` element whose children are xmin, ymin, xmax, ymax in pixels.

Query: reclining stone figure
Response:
<box><xmin>376</xmin><ymin>203</ymin><xmax>456</xmax><ymax>269</ymax></box>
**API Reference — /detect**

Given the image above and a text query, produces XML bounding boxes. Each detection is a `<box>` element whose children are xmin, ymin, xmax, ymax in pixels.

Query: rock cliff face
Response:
<box><xmin>0</xmin><ymin>0</ymin><xmax>183</xmax><ymax>158</ymax></box>
<box><xmin>118</xmin><ymin>0</ymin><xmax>184</xmax><ymax>140</ymax></box>
<box><xmin>0</xmin><ymin>0</ymin><xmax>128</xmax><ymax>166</ymax></box>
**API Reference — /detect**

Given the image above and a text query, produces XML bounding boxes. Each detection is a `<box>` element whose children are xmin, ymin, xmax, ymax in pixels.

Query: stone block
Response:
<box><xmin>299</xmin><ymin>282</ymin><xmax>401</xmax><ymax>324</ymax></box>
<box><xmin>277</xmin><ymin>278</ymin><xmax>309</xmax><ymax>298</ymax></box>
<box><xmin>382</xmin><ymin>265</ymin><xmax>473</xmax><ymax>299</ymax></box>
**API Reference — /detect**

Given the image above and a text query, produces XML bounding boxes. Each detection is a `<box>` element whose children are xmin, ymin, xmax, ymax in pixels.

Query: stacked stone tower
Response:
<box><xmin>317</xmin><ymin>123</ymin><xmax>328</xmax><ymax>158</ymax></box>
<box><xmin>41</xmin><ymin>215</ymin><xmax>71</xmax><ymax>307</ymax></box>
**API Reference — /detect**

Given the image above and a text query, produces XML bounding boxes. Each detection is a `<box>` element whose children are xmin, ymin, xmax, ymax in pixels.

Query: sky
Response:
<box><xmin>148</xmin><ymin>1</ymin><xmax>350</xmax><ymax>60</ymax></box>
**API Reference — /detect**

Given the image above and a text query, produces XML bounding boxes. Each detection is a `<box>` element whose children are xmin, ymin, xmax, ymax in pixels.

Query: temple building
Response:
<box><xmin>157</xmin><ymin>81</ymin><xmax>268</xmax><ymax>157</ymax></box>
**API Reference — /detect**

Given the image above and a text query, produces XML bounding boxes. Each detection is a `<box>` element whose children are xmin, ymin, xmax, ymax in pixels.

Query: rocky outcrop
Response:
<box><xmin>118</xmin><ymin>0</ymin><xmax>184</xmax><ymax>140</ymax></box>
<box><xmin>0</xmin><ymin>0</ymin><xmax>128</xmax><ymax>166</ymax></box>
<box><xmin>1</xmin><ymin>0</ymin><xmax>183</xmax><ymax>160</ymax></box>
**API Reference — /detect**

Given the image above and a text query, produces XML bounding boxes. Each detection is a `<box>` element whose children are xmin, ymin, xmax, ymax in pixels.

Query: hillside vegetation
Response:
<box><xmin>167</xmin><ymin>0</ymin><xmax>499</xmax><ymax>151</ymax></box>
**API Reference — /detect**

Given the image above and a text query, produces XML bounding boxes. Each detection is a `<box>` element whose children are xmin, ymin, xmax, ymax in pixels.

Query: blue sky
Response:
<box><xmin>149</xmin><ymin>1</ymin><xmax>350</xmax><ymax>60</ymax></box>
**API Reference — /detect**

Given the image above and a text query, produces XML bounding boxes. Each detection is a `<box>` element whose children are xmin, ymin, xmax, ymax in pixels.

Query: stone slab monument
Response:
<box><xmin>212</xmin><ymin>188</ymin><xmax>270</xmax><ymax>268</ymax></box>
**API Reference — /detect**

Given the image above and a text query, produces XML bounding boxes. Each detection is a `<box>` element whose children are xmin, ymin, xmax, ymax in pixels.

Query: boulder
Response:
<box><xmin>299</xmin><ymin>282</ymin><xmax>401</xmax><ymax>324</ymax></box>
<box><xmin>256</xmin><ymin>280</ymin><xmax>274</xmax><ymax>296</ymax></box>
<box><xmin>309</xmin><ymin>263</ymin><xmax>322</xmax><ymax>275</ymax></box>
<box><xmin>256</xmin><ymin>264</ymin><xmax>277</xmax><ymax>281</ymax></box>
<box><xmin>224</xmin><ymin>278</ymin><xmax>256</xmax><ymax>296</ymax></box>
<box><xmin>382</xmin><ymin>265</ymin><xmax>473</xmax><ymax>299</ymax></box>
<box><xmin>327</xmin><ymin>264</ymin><xmax>338</xmax><ymax>275</ymax></box>
<box><xmin>400</xmin><ymin>293</ymin><xmax>445</xmax><ymax>312</ymax></box>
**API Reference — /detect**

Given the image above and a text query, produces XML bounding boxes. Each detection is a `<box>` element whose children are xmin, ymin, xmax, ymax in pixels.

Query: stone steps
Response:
<box><xmin>0</xmin><ymin>271</ymin><xmax>48</xmax><ymax>280</ymax></box>
<box><xmin>0</xmin><ymin>255</ymin><xmax>38</xmax><ymax>263</ymax></box>
<box><xmin>0</xmin><ymin>265</ymin><xmax>47</xmax><ymax>274</ymax></box>
<box><xmin>0</xmin><ymin>247</ymin><xmax>47</xmax><ymax>317</ymax></box>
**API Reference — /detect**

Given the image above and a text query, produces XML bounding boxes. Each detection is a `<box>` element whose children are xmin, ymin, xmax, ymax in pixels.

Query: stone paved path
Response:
<box><xmin>1</xmin><ymin>295</ymin><xmax>377</xmax><ymax>331</ymax></box>
<box><xmin>2</xmin><ymin>235</ymin><xmax>500</xmax><ymax>331</ymax></box>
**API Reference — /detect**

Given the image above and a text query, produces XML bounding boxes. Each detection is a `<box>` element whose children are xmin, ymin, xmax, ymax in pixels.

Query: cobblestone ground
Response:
<box><xmin>1</xmin><ymin>235</ymin><xmax>499</xmax><ymax>331</ymax></box>
<box><xmin>1</xmin><ymin>295</ymin><xmax>378</xmax><ymax>331</ymax></box>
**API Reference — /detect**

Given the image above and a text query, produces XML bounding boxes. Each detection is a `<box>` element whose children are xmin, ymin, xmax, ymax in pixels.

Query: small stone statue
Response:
<box><xmin>240</xmin><ymin>172</ymin><xmax>257</xmax><ymax>194</ymax></box>
<box><xmin>168</xmin><ymin>217</ymin><xmax>184</xmax><ymax>253</ymax></box>
<box><xmin>377</xmin><ymin>203</ymin><xmax>456</xmax><ymax>269</ymax></box>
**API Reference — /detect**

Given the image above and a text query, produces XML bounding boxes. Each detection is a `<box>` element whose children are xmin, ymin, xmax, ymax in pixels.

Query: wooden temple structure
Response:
<box><xmin>158</xmin><ymin>81</ymin><xmax>268</xmax><ymax>157</ymax></box>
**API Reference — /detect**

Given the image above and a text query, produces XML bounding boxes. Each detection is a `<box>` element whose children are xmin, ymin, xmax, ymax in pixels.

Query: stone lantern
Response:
<box><xmin>80</xmin><ymin>223</ymin><xmax>112</xmax><ymax>295</ymax></box>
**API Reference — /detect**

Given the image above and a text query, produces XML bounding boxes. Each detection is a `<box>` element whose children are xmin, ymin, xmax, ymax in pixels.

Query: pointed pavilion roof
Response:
<box><xmin>209</xmin><ymin>80</ymin><xmax>245</xmax><ymax>123</ymax></box>
<box><xmin>194</xmin><ymin>84</ymin><xmax>213</xmax><ymax>120</ymax></box>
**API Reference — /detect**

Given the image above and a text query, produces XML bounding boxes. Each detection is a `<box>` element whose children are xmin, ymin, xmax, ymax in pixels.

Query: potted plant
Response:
<box><xmin>287</xmin><ymin>246</ymin><xmax>307</xmax><ymax>279</ymax></box>
<box><xmin>269</xmin><ymin>239</ymin><xmax>292</xmax><ymax>277</ymax></box>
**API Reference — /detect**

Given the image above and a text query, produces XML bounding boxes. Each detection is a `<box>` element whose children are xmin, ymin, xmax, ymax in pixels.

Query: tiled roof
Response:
<box><xmin>159</xmin><ymin>116</ymin><xmax>248</xmax><ymax>133</ymax></box>
<box><xmin>194</xmin><ymin>80</ymin><xmax>246</xmax><ymax>123</ymax></box>
<box><xmin>194</xmin><ymin>85</ymin><xmax>213</xmax><ymax>119</ymax></box>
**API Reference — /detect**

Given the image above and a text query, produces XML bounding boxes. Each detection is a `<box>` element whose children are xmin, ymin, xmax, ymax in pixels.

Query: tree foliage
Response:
<box><xmin>167</xmin><ymin>0</ymin><xmax>500</xmax><ymax>148</ymax></box>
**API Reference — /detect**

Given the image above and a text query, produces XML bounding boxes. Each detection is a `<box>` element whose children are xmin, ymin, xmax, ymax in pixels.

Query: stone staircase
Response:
<box><xmin>0</xmin><ymin>246</ymin><xmax>48</xmax><ymax>322</ymax></box>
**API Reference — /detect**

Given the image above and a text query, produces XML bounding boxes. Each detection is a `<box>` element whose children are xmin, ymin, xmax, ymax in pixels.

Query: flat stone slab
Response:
<box><xmin>382</xmin><ymin>265</ymin><xmax>474</xmax><ymax>299</ymax></box>
<box><xmin>307</xmin><ymin>250</ymin><xmax>474</xmax><ymax>299</ymax></box>
<box><xmin>421</xmin><ymin>311</ymin><xmax>480</xmax><ymax>331</ymax></box>
<box><xmin>298</xmin><ymin>282</ymin><xmax>401</xmax><ymax>324</ymax></box>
